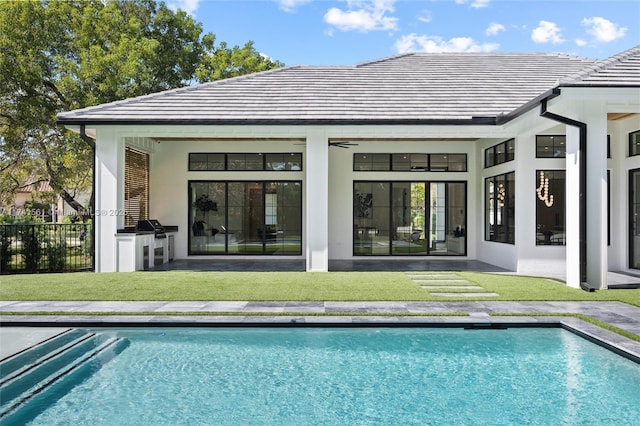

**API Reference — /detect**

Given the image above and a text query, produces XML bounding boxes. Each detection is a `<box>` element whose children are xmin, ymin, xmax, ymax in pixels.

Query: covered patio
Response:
<box><xmin>154</xmin><ymin>258</ymin><xmax>520</xmax><ymax>273</ymax></box>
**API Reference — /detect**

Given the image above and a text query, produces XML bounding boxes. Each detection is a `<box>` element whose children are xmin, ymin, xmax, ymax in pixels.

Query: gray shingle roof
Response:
<box><xmin>560</xmin><ymin>45</ymin><xmax>640</xmax><ymax>87</ymax></box>
<box><xmin>56</xmin><ymin>47</ymin><xmax>638</xmax><ymax>126</ymax></box>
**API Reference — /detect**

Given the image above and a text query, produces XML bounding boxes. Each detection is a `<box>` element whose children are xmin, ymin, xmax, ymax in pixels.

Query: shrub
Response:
<box><xmin>46</xmin><ymin>241</ymin><xmax>67</xmax><ymax>271</ymax></box>
<box><xmin>0</xmin><ymin>227</ymin><xmax>11</xmax><ymax>272</ymax></box>
<box><xmin>45</xmin><ymin>226</ymin><xmax>67</xmax><ymax>271</ymax></box>
<box><xmin>20</xmin><ymin>226</ymin><xmax>43</xmax><ymax>272</ymax></box>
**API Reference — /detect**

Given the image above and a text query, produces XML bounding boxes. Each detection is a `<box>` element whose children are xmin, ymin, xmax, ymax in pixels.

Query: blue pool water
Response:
<box><xmin>7</xmin><ymin>327</ymin><xmax>640</xmax><ymax>425</ymax></box>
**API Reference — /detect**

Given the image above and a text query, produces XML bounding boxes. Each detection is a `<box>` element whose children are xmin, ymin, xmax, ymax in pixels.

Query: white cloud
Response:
<box><xmin>454</xmin><ymin>0</ymin><xmax>491</xmax><ymax>8</ymax></box>
<box><xmin>531</xmin><ymin>21</ymin><xmax>564</xmax><ymax>44</ymax></box>
<box><xmin>471</xmin><ymin>0</ymin><xmax>491</xmax><ymax>8</ymax></box>
<box><xmin>486</xmin><ymin>23</ymin><xmax>505</xmax><ymax>36</ymax></box>
<box><xmin>575</xmin><ymin>38</ymin><xmax>587</xmax><ymax>47</ymax></box>
<box><xmin>394</xmin><ymin>34</ymin><xmax>499</xmax><ymax>53</ymax></box>
<box><xmin>324</xmin><ymin>0</ymin><xmax>398</xmax><ymax>32</ymax></box>
<box><xmin>582</xmin><ymin>17</ymin><xmax>627</xmax><ymax>42</ymax></box>
<box><xmin>277</xmin><ymin>0</ymin><xmax>313</xmax><ymax>12</ymax></box>
<box><xmin>167</xmin><ymin>0</ymin><xmax>201</xmax><ymax>15</ymax></box>
<box><xmin>417</xmin><ymin>10</ymin><xmax>432</xmax><ymax>23</ymax></box>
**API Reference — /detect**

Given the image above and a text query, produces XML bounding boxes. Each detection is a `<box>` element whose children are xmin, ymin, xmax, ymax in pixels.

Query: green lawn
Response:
<box><xmin>1</xmin><ymin>271</ymin><xmax>638</xmax><ymax>306</ymax></box>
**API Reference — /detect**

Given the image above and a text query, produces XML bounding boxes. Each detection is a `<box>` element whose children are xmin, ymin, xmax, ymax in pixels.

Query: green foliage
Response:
<box><xmin>80</xmin><ymin>225</ymin><xmax>92</xmax><ymax>258</ymax></box>
<box><xmin>20</xmin><ymin>227</ymin><xmax>43</xmax><ymax>271</ymax></box>
<box><xmin>0</xmin><ymin>227</ymin><xmax>11</xmax><ymax>272</ymax></box>
<box><xmin>194</xmin><ymin>194</ymin><xmax>217</xmax><ymax>212</ymax></box>
<box><xmin>196</xmin><ymin>39</ymin><xmax>284</xmax><ymax>82</ymax></box>
<box><xmin>0</xmin><ymin>0</ymin><xmax>283</xmax><ymax>213</ymax></box>
<box><xmin>46</xmin><ymin>227</ymin><xmax>67</xmax><ymax>271</ymax></box>
<box><xmin>0</xmin><ymin>211</ymin><xmax>45</xmax><ymax>225</ymax></box>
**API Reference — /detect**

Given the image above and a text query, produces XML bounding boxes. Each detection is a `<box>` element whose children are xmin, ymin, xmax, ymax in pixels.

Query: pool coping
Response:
<box><xmin>2</xmin><ymin>301</ymin><xmax>640</xmax><ymax>362</ymax></box>
<box><xmin>2</xmin><ymin>313</ymin><xmax>640</xmax><ymax>364</ymax></box>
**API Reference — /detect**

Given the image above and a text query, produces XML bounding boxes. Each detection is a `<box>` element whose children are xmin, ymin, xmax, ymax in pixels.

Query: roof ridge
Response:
<box><xmin>560</xmin><ymin>44</ymin><xmax>640</xmax><ymax>84</ymax></box>
<box><xmin>354</xmin><ymin>51</ymin><xmax>592</xmax><ymax>67</ymax></box>
<box><xmin>354</xmin><ymin>53</ymin><xmax>415</xmax><ymax>67</ymax></box>
<box><xmin>58</xmin><ymin>65</ymin><xmax>299</xmax><ymax>116</ymax></box>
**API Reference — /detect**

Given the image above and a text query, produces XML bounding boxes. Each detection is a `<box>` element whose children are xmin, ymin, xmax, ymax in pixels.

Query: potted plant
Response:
<box><xmin>194</xmin><ymin>194</ymin><xmax>217</xmax><ymax>213</ymax></box>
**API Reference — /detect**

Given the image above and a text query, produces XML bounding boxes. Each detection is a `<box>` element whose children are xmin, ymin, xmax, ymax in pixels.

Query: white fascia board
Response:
<box><xmin>559</xmin><ymin>87</ymin><xmax>640</xmax><ymax>112</ymax></box>
<box><xmin>501</xmin><ymin>102</ymin><xmax>563</xmax><ymax>135</ymax></box>
<box><xmin>61</xmin><ymin>124</ymin><xmax>98</xmax><ymax>139</ymax></box>
<box><xmin>107</xmin><ymin>123</ymin><xmax>516</xmax><ymax>141</ymax></box>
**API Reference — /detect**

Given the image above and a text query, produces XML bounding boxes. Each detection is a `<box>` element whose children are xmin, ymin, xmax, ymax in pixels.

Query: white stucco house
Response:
<box><xmin>57</xmin><ymin>45</ymin><xmax>640</xmax><ymax>290</ymax></box>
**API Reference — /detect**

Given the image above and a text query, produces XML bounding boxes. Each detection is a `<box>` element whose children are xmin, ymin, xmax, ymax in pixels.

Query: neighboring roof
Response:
<box><xmin>56</xmin><ymin>47</ymin><xmax>638</xmax><ymax>126</ymax></box>
<box><xmin>18</xmin><ymin>179</ymin><xmax>53</xmax><ymax>193</ymax></box>
<box><xmin>561</xmin><ymin>45</ymin><xmax>640</xmax><ymax>87</ymax></box>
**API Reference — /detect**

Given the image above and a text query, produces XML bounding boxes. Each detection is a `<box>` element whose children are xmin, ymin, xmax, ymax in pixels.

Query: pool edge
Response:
<box><xmin>2</xmin><ymin>314</ymin><xmax>639</xmax><ymax>364</ymax></box>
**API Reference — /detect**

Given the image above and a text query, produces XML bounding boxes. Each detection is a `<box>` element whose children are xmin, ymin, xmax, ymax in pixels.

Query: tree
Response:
<box><xmin>0</xmin><ymin>0</ymin><xmax>283</xmax><ymax>219</ymax></box>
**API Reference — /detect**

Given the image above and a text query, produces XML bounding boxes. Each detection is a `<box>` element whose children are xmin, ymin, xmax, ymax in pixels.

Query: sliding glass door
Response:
<box><xmin>630</xmin><ymin>170</ymin><xmax>640</xmax><ymax>269</ymax></box>
<box><xmin>354</xmin><ymin>181</ymin><xmax>466</xmax><ymax>256</ymax></box>
<box><xmin>189</xmin><ymin>181</ymin><xmax>302</xmax><ymax>255</ymax></box>
<box><xmin>391</xmin><ymin>182</ymin><xmax>426</xmax><ymax>255</ymax></box>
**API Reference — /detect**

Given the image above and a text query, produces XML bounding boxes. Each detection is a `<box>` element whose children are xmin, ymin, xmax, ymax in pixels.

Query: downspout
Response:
<box><xmin>539</xmin><ymin>95</ymin><xmax>588</xmax><ymax>287</ymax></box>
<box><xmin>80</xmin><ymin>125</ymin><xmax>96</xmax><ymax>272</ymax></box>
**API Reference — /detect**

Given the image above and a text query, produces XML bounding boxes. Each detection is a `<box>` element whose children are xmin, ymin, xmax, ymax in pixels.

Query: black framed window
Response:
<box><xmin>228</xmin><ymin>154</ymin><xmax>262</xmax><ymax>171</ymax></box>
<box><xmin>430</xmin><ymin>154</ymin><xmax>467</xmax><ymax>171</ymax></box>
<box><xmin>629</xmin><ymin>169</ymin><xmax>640</xmax><ymax>268</ymax></box>
<box><xmin>536</xmin><ymin>135</ymin><xmax>566</xmax><ymax>158</ymax></box>
<box><xmin>392</xmin><ymin>154</ymin><xmax>428</xmax><ymax>171</ymax></box>
<box><xmin>189</xmin><ymin>153</ymin><xmax>225</xmax><ymax>171</ymax></box>
<box><xmin>353</xmin><ymin>181</ymin><xmax>466</xmax><ymax>256</ymax></box>
<box><xmin>189</xmin><ymin>180</ymin><xmax>302</xmax><ymax>255</ymax></box>
<box><xmin>629</xmin><ymin>130</ymin><xmax>640</xmax><ymax>157</ymax></box>
<box><xmin>265</xmin><ymin>153</ymin><xmax>303</xmax><ymax>171</ymax></box>
<box><xmin>353</xmin><ymin>154</ymin><xmax>391</xmax><ymax>171</ymax></box>
<box><xmin>354</xmin><ymin>154</ymin><xmax>467</xmax><ymax>172</ymax></box>
<box><xmin>607</xmin><ymin>169</ymin><xmax>610</xmax><ymax>246</ymax></box>
<box><xmin>189</xmin><ymin>153</ymin><xmax>302</xmax><ymax>171</ymax></box>
<box><xmin>485</xmin><ymin>172</ymin><xmax>515</xmax><ymax>244</ymax></box>
<box><xmin>484</xmin><ymin>139</ymin><xmax>514</xmax><ymax>168</ymax></box>
<box><xmin>535</xmin><ymin>170</ymin><xmax>565</xmax><ymax>245</ymax></box>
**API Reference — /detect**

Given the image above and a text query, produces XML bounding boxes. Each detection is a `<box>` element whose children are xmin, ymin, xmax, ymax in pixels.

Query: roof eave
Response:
<box><xmin>558</xmin><ymin>83</ymin><xmax>640</xmax><ymax>88</ymax></box>
<box><xmin>496</xmin><ymin>88</ymin><xmax>562</xmax><ymax>125</ymax></box>
<box><xmin>57</xmin><ymin>116</ymin><xmax>501</xmax><ymax>127</ymax></box>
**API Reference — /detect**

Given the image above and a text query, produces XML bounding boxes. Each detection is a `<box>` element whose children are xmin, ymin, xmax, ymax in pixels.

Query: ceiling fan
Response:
<box><xmin>329</xmin><ymin>141</ymin><xmax>359</xmax><ymax>149</ymax></box>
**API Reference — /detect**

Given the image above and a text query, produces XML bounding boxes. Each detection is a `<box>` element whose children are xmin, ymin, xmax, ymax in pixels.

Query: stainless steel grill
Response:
<box><xmin>136</xmin><ymin>219</ymin><xmax>166</xmax><ymax>239</ymax></box>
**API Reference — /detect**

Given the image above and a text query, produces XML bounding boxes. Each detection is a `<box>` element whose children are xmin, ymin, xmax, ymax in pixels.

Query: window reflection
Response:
<box><xmin>535</xmin><ymin>170</ymin><xmax>565</xmax><ymax>245</ymax></box>
<box><xmin>189</xmin><ymin>181</ymin><xmax>301</xmax><ymax>255</ymax></box>
<box><xmin>354</xmin><ymin>181</ymin><xmax>466</xmax><ymax>256</ymax></box>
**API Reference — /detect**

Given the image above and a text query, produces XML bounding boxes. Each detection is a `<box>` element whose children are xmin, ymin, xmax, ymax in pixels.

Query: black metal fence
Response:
<box><xmin>0</xmin><ymin>223</ymin><xmax>93</xmax><ymax>274</ymax></box>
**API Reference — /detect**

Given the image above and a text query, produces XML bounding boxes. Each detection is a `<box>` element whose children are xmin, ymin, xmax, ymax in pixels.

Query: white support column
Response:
<box><xmin>305</xmin><ymin>129</ymin><xmax>329</xmax><ymax>272</ymax></box>
<box><xmin>565</xmin><ymin>126</ymin><xmax>581</xmax><ymax>288</ymax></box>
<box><xmin>94</xmin><ymin>127</ymin><xmax>124</xmax><ymax>272</ymax></box>
<box><xmin>583</xmin><ymin>102</ymin><xmax>608</xmax><ymax>289</ymax></box>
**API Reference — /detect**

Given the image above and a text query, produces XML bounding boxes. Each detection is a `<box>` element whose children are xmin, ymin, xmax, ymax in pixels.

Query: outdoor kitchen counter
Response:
<box><xmin>115</xmin><ymin>227</ymin><xmax>177</xmax><ymax>271</ymax></box>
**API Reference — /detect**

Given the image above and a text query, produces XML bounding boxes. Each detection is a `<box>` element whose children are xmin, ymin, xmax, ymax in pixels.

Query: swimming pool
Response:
<box><xmin>3</xmin><ymin>327</ymin><xmax>640</xmax><ymax>425</ymax></box>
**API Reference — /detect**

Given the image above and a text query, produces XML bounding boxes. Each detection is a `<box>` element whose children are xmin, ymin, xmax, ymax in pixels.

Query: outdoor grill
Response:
<box><xmin>136</xmin><ymin>219</ymin><xmax>166</xmax><ymax>239</ymax></box>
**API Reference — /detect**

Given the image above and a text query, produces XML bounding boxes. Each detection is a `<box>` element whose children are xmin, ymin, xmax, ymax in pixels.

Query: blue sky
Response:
<box><xmin>169</xmin><ymin>0</ymin><xmax>640</xmax><ymax>65</ymax></box>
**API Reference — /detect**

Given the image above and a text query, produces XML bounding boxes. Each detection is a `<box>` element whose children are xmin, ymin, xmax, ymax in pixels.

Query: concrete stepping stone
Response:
<box><xmin>406</xmin><ymin>274</ymin><xmax>458</xmax><ymax>279</ymax></box>
<box><xmin>429</xmin><ymin>292</ymin><xmax>499</xmax><ymax>297</ymax></box>
<box><xmin>420</xmin><ymin>285</ymin><xmax>484</xmax><ymax>290</ymax></box>
<box><xmin>413</xmin><ymin>279</ymin><xmax>469</xmax><ymax>283</ymax></box>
